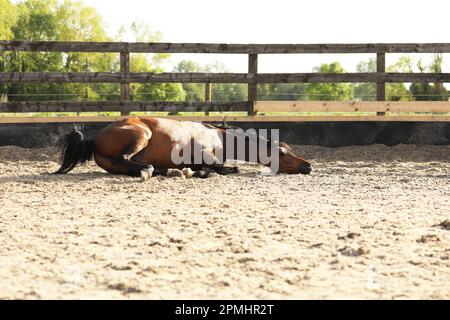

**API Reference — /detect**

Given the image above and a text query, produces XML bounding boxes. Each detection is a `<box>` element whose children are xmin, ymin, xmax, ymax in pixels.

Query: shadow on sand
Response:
<box><xmin>0</xmin><ymin>171</ymin><xmax>114</xmax><ymax>184</ymax></box>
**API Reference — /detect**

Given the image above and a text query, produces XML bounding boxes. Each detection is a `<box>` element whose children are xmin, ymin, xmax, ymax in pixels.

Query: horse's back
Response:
<box><xmin>146</xmin><ymin>117</ymin><xmax>222</xmax><ymax>149</ymax></box>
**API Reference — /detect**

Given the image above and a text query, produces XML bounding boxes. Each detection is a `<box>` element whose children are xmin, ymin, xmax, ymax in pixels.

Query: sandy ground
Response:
<box><xmin>0</xmin><ymin>144</ymin><xmax>449</xmax><ymax>300</ymax></box>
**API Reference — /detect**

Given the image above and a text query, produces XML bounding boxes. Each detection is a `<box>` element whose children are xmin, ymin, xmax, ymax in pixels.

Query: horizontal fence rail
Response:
<box><xmin>2</xmin><ymin>72</ymin><xmax>450</xmax><ymax>84</ymax></box>
<box><xmin>3</xmin><ymin>41</ymin><xmax>450</xmax><ymax>53</ymax></box>
<box><xmin>1</xmin><ymin>101</ymin><xmax>251</xmax><ymax>113</ymax></box>
<box><xmin>254</xmin><ymin>101</ymin><xmax>450</xmax><ymax>113</ymax></box>
<box><xmin>1</xmin><ymin>40</ymin><xmax>450</xmax><ymax>122</ymax></box>
<box><xmin>2</xmin><ymin>101</ymin><xmax>450</xmax><ymax>114</ymax></box>
<box><xmin>2</xmin><ymin>115</ymin><xmax>450</xmax><ymax>124</ymax></box>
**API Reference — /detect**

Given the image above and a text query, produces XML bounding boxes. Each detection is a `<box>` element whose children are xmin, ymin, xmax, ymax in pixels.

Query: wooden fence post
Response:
<box><xmin>120</xmin><ymin>51</ymin><xmax>130</xmax><ymax>116</ymax></box>
<box><xmin>377</xmin><ymin>52</ymin><xmax>386</xmax><ymax>116</ymax></box>
<box><xmin>248</xmin><ymin>53</ymin><xmax>258</xmax><ymax>115</ymax></box>
<box><xmin>205</xmin><ymin>82</ymin><xmax>212</xmax><ymax>115</ymax></box>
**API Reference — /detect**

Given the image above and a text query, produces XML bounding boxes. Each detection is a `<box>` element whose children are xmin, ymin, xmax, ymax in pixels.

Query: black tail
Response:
<box><xmin>53</xmin><ymin>127</ymin><xmax>95</xmax><ymax>174</ymax></box>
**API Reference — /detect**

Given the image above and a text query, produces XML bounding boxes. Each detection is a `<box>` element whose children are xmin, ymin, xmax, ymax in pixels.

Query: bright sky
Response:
<box><xmin>84</xmin><ymin>0</ymin><xmax>450</xmax><ymax>73</ymax></box>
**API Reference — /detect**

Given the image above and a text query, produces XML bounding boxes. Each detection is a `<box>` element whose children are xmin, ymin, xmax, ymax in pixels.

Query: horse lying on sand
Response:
<box><xmin>53</xmin><ymin>116</ymin><xmax>312</xmax><ymax>180</ymax></box>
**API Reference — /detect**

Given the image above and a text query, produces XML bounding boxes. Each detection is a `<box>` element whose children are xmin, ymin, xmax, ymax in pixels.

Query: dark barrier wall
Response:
<box><xmin>0</xmin><ymin>121</ymin><xmax>450</xmax><ymax>148</ymax></box>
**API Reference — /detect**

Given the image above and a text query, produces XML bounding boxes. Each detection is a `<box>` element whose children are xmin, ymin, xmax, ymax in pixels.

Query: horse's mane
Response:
<box><xmin>205</xmin><ymin>122</ymin><xmax>275</xmax><ymax>144</ymax></box>
<box><xmin>205</xmin><ymin>122</ymin><xmax>241</xmax><ymax>130</ymax></box>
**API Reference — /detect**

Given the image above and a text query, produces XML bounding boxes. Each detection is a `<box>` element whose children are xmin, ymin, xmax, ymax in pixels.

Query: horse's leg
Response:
<box><xmin>117</xmin><ymin>135</ymin><xmax>200</xmax><ymax>179</ymax></box>
<box><xmin>94</xmin><ymin>152</ymin><xmax>155</xmax><ymax>181</ymax></box>
<box><xmin>144</xmin><ymin>167</ymin><xmax>207</xmax><ymax>178</ymax></box>
<box><xmin>112</xmin><ymin>156</ymin><xmax>161</xmax><ymax>181</ymax></box>
<box><xmin>109</xmin><ymin>135</ymin><xmax>161</xmax><ymax>180</ymax></box>
<box><xmin>200</xmin><ymin>150</ymin><xmax>239</xmax><ymax>175</ymax></box>
<box><xmin>179</xmin><ymin>167</ymin><xmax>209</xmax><ymax>179</ymax></box>
<box><xmin>206</xmin><ymin>165</ymin><xmax>240</xmax><ymax>175</ymax></box>
<box><xmin>148</xmin><ymin>167</ymin><xmax>185</xmax><ymax>178</ymax></box>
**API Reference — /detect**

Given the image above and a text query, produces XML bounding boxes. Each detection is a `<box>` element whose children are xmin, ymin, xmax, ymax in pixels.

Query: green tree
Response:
<box><xmin>386</xmin><ymin>56</ymin><xmax>413</xmax><ymax>101</ymax></box>
<box><xmin>354</xmin><ymin>58</ymin><xmax>376</xmax><ymax>100</ymax></box>
<box><xmin>2</xmin><ymin>1</ymin><xmax>185</xmax><ymax>103</ymax></box>
<box><xmin>131</xmin><ymin>53</ymin><xmax>185</xmax><ymax>101</ymax></box>
<box><xmin>410</xmin><ymin>54</ymin><xmax>448</xmax><ymax>101</ymax></box>
<box><xmin>173</xmin><ymin>60</ymin><xmax>246</xmax><ymax>102</ymax></box>
<box><xmin>55</xmin><ymin>0</ymin><xmax>118</xmax><ymax>101</ymax></box>
<box><xmin>5</xmin><ymin>0</ymin><xmax>118</xmax><ymax>101</ymax></box>
<box><xmin>306</xmin><ymin>62</ymin><xmax>354</xmax><ymax>100</ymax></box>
<box><xmin>173</xmin><ymin>60</ymin><xmax>204</xmax><ymax>102</ymax></box>
<box><xmin>128</xmin><ymin>21</ymin><xmax>185</xmax><ymax>102</ymax></box>
<box><xmin>0</xmin><ymin>0</ymin><xmax>18</xmax><ymax>99</ymax></box>
<box><xmin>7</xmin><ymin>0</ymin><xmax>65</xmax><ymax>101</ymax></box>
<box><xmin>202</xmin><ymin>61</ymin><xmax>246</xmax><ymax>102</ymax></box>
<box><xmin>354</xmin><ymin>57</ymin><xmax>413</xmax><ymax>101</ymax></box>
<box><xmin>258</xmin><ymin>83</ymin><xmax>307</xmax><ymax>101</ymax></box>
<box><xmin>0</xmin><ymin>0</ymin><xmax>17</xmax><ymax>39</ymax></box>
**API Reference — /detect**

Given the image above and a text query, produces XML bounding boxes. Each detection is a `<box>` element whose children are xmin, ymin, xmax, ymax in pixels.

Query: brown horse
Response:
<box><xmin>54</xmin><ymin>116</ymin><xmax>312</xmax><ymax>179</ymax></box>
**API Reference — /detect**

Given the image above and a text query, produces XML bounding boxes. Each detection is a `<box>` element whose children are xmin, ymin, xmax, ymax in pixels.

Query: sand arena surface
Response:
<box><xmin>0</xmin><ymin>144</ymin><xmax>449</xmax><ymax>299</ymax></box>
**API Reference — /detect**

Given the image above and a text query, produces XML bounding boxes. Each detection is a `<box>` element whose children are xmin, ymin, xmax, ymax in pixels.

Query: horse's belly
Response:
<box><xmin>142</xmin><ymin>120</ymin><xmax>223</xmax><ymax>168</ymax></box>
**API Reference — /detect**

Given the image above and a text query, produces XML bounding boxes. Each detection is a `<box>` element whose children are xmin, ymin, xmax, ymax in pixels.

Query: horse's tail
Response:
<box><xmin>53</xmin><ymin>127</ymin><xmax>95</xmax><ymax>174</ymax></box>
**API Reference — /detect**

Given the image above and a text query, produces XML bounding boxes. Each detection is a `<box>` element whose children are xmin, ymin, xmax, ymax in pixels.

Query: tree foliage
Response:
<box><xmin>0</xmin><ymin>0</ymin><xmax>18</xmax><ymax>40</ymax></box>
<box><xmin>305</xmin><ymin>62</ymin><xmax>354</xmax><ymax>101</ymax></box>
<box><xmin>355</xmin><ymin>57</ymin><xmax>414</xmax><ymax>101</ymax></box>
<box><xmin>173</xmin><ymin>60</ymin><xmax>246</xmax><ymax>102</ymax></box>
<box><xmin>410</xmin><ymin>54</ymin><xmax>448</xmax><ymax>101</ymax></box>
<box><xmin>1</xmin><ymin>0</ymin><xmax>448</xmax><ymax>106</ymax></box>
<box><xmin>386</xmin><ymin>57</ymin><xmax>413</xmax><ymax>101</ymax></box>
<box><xmin>354</xmin><ymin>58</ymin><xmax>376</xmax><ymax>100</ymax></box>
<box><xmin>2</xmin><ymin>0</ymin><xmax>184</xmax><ymax>103</ymax></box>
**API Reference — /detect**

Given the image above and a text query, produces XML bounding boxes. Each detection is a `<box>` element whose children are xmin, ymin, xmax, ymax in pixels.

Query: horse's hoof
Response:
<box><xmin>140</xmin><ymin>166</ymin><xmax>154</xmax><ymax>182</ymax></box>
<box><xmin>193</xmin><ymin>170</ymin><xmax>209</xmax><ymax>179</ymax></box>
<box><xmin>167</xmin><ymin>168</ymin><xmax>184</xmax><ymax>178</ymax></box>
<box><xmin>214</xmin><ymin>166</ymin><xmax>239</xmax><ymax>175</ymax></box>
<box><xmin>224</xmin><ymin>166</ymin><xmax>239</xmax><ymax>174</ymax></box>
<box><xmin>181</xmin><ymin>168</ymin><xmax>194</xmax><ymax>178</ymax></box>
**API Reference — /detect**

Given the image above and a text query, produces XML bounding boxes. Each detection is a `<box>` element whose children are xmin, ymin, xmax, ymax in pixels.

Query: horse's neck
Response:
<box><xmin>221</xmin><ymin>130</ymin><xmax>270</xmax><ymax>164</ymax></box>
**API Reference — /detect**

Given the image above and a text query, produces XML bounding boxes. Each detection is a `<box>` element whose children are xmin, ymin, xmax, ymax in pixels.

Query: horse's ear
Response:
<box><xmin>279</xmin><ymin>142</ymin><xmax>293</xmax><ymax>151</ymax></box>
<box><xmin>73</xmin><ymin>124</ymin><xmax>85</xmax><ymax>134</ymax></box>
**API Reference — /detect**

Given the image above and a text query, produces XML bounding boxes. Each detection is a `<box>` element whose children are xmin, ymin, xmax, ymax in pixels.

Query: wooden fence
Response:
<box><xmin>1</xmin><ymin>41</ymin><xmax>450</xmax><ymax>122</ymax></box>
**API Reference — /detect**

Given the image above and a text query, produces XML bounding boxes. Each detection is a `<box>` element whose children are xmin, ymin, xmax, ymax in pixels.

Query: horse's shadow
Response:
<box><xmin>0</xmin><ymin>169</ymin><xmax>275</xmax><ymax>185</ymax></box>
<box><xmin>0</xmin><ymin>171</ymin><xmax>113</xmax><ymax>184</ymax></box>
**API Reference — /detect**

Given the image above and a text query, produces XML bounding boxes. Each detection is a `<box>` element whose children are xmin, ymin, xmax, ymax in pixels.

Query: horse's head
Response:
<box><xmin>276</xmin><ymin>142</ymin><xmax>312</xmax><ymax>175</ymax></box>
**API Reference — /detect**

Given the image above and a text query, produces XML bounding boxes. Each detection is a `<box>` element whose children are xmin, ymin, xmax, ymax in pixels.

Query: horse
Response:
<box><xmin>53</xmin><ymin>116</ymin><xmax>312</xmax><ymax>180</ymax></box>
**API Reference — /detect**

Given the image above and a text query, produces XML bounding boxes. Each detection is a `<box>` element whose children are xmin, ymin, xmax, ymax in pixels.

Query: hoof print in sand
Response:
<box><xmin>417</xmin><ymin>234</ymin><xmax>440</xmax><ymax>243</ymax></box>
<box><xmin>337</xmin><ymin>232</ymin><xmax>361</xmax><ymax>240</ymax></box>
<box><xmin>338</xmin><ymin>245</ymin><xmax>369</xmax><ymax>257</ymax></box>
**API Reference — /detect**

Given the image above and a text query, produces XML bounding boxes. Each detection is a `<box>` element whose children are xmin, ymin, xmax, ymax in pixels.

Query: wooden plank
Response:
<box><xmin>248</xmin><ymin>54</ymin><xmax>258</xmax><ymax>115</ymax></box>
<box><xmin>3</xmin><ymin>100</ymin><xmax>450</xmax><ymax>113</ymax></box>
<box><xmin>255</xmin><ymin>73</ymin><xmax>450</xmax><ymax>83</ymax></box>
<box><xmin>377</xmin><ymin>53</ymin><xmax>386</xmax><ymax>116</ymax></box>
<box><xmin>0</xmin><ymin>116</ymin><xmax>127</xmax><ymax>123</ymax></box>
<box><xmin>120</xmin><ymin>52</ymin><xmax>131</xmax><ymax>116</ymax></box>
<box><xmin>3</xmin><ymin>41</ymin><xmax>450</xmax><ymax>54</ymax></box>
<box><xmin>3</xmin><ymin>72</ymin><xmax>450</xmax><ymax>84</ymax></box>
<box><xmin>1</xmin><ymin>115</ymin><xmax>450</xmax><ymax>124</ymax></box>
<box><xmin>254</xmin><ymin>101</ymin><xmax>450</xmax><ymax>113</ymax></box>
<box><xmin>205</xmin><ymin>83</ymin><xmax>212</xmax><ymax>102</ymax></box>
<box><xmin>0</xmin><ymin>72</ymin><xmax>250</xmax><ymax>83</ymax></box>
<box><xmin>376</xmin><ymin>53</ymin><xmax>386</xmax><ymax>101</ymax></box>
<box><xmin>0</xmin><ymin>101</ymin><xmax>250</xmax><ymax>113</ymax></box>
<box><xmin>204</xmin><ymin>83</ymin><xmax>212</xmax><ymax>115</ymax></box>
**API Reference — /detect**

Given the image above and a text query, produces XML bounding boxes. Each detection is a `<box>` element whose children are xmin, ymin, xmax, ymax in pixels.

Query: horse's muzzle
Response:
<box><xmin>299</xmin><ymin>163</ymin><xmax>312</xmax><ymax>174</ymax></box>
